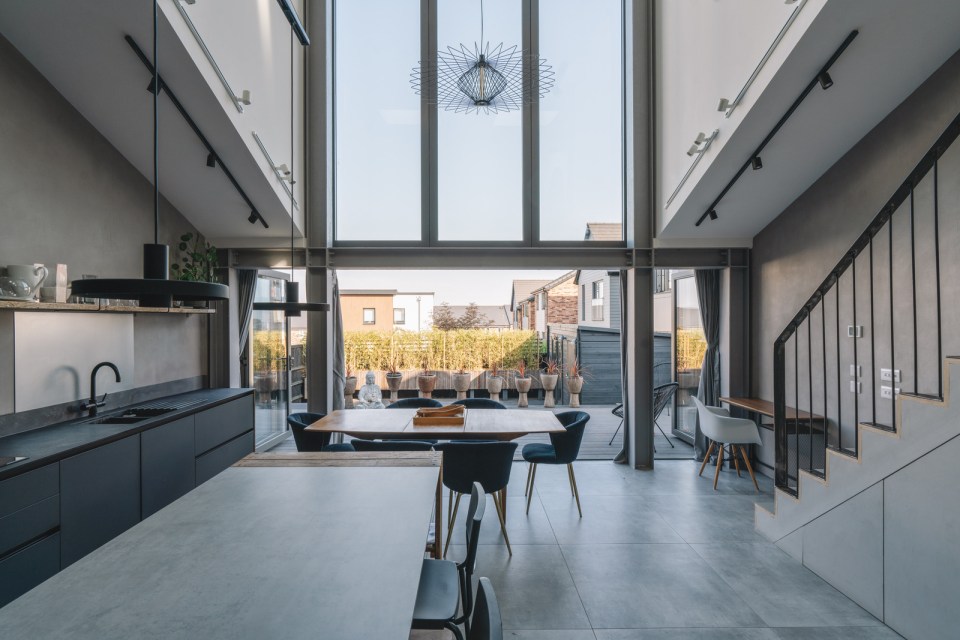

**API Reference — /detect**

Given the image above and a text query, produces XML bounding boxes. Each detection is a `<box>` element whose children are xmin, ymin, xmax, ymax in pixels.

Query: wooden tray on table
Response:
<box><xmin>412</xmin><ymin>405</ymin><xmax>466</xmax><ymax>427</ymax></box>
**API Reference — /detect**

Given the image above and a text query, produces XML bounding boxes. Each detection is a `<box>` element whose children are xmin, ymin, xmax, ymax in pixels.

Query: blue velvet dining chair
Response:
<box><xmin>451</xmin><ymin>398</ymin><xmax>506</xmax><ymax>410</ymax></box>
<box><xmin>286</xmin><ymin>412</ymin><xmax>355</xmax><ymax>452</ymax></box>
<box><xmin>349</xmin><ymin>439</ymin><xmax>435</xmax><ymax>451</ymax></box>
<box><xmin>522</xmin><ymin>410</ymin><xmax>589</xmax><ymax>516</ymax></box>
<box><xmin>387</xmin><ymin>398</ymin><xmax>443</xmax><ymax>409</ymax></box>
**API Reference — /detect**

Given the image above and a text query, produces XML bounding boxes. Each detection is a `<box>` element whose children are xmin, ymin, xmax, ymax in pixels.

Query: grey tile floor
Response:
<box><xmin>412</xmin><ymin>459</ymin><xmax>900</xmax><ymax>639</ymax></box>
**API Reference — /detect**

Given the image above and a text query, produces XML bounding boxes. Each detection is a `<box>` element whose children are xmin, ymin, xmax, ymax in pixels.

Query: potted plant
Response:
<box><xmin>541</xmin><ymin>359</ymin><xmax>560</xmax><ymax>408</ymax></box>
<box><xmin>171</xmin><ymin>232</ymin><xmax>218</xmax><ymax>307</ymax></box>
<box><xmin>343</xmin><ymin>367</ymin><xmax>358</xmax><ymax>409</ymax></box>
<box><xmin>565</xmin><ymin>358</ymin><xmax>585</xmax><ymax>408</ymax></box>
<box><xmin>486</xmin><ymin>362</ymin><xmax>504</xmax><ymax>400</ymax></box>
<box><xmin>417</xmin><ymin>357</ymin><xmax>437</xmax><ymax>399</ymax></box>
<box><xmin>384</xmin><ymin>340</ymin><xmax>403</xmax><ymax>402</ymax></box>
<box><xmin>514</xmin><ymin>359</ymin><xmax>532</xmax><ymax>408</ymax></box>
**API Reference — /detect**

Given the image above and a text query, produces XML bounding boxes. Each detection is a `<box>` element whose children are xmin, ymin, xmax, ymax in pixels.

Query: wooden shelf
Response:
<box><xmin>0</xmin><ymin>300</ymin><xmax>215</xmax><ymax>315</ymax></box>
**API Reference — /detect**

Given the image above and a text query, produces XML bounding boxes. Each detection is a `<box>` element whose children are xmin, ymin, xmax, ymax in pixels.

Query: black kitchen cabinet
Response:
<box><xmin>0</xmin><ymin>533</ymin><xmax>60</xmax><ymax>608</ymax></box>
<box><xmin>60</xmin><ymin>436</ymin><xmax>140</xmax><ymax>568</ymax></box>
<box><xmin>141</xmin><ymin>416</ymin><xmax>196</xmax><ymax>519</ymax></box>
<box><xmin>196</xmin><ymin>430</ymin><xmax>255</xmax><ymax>486</ymax></box>
<box><xmin>195</xmin><ymin>395</ymin><xmax>254</xmax><ymax>455</ymax></box>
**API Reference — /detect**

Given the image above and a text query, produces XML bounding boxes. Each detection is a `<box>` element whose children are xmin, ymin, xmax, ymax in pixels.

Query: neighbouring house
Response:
<box><xmin>583</xmin><ymin>222</ymin><xmax>623</xmax><ymax>242</ymax></box>
<box><xmin>443</xmin><ymin>304</ymin><xmax>512</xmax><ymax>331</ymax></box>
<box><xmin>527</xmin><ymin>271</ymin><xmax>579</xmax><ymax>339</ymax></box>
<box><xmin>340</xmin><ymin>290</ymin><xmax>435</xmax><ymax>332</ymax></box>
<box><xmin>574</xmin><ymin>270</ymin><xmax>621</xmax><ymax>331</ymax></box>
<box><xmin>510</xmin><ymin>279</ymin><xmax>550</xmax><ymax>330</ymax></box>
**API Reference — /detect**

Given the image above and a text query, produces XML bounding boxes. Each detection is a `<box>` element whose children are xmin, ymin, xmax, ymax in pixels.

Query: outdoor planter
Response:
<box><xmin>453</xmin><ymin>372</ymin><xmax>472</xmax><ymax>400</ymax></box>
<box><xmin>486</xmin><ymin>374</ymin><xmax>504</xmax><ymax>400</ymax></box>
<box><xmin>385</xmin><ymin>372</ymin><xmax>403</xmax><ymax>402</ymax></box>
<box><xmin>344</xmin><ymin>375</ymin><xmax>357</xmax><ymax>409</ymax></box>
<box><xmin>541</xmin><ymin>373</ymin><xmax>559</xmax><ymax>408</ymax></box>
<box><xmin>566</xmin><ymin>375</ymin><xmax>584</xmax><ymax>408</ymax></box>
<box><xmin>515</xmin><ymin>376</ymin><xmax>532</xmax><ymax>407</ymax></box>
<box><xmin>417</xmin><ymin>372</ymin><xmax>437</xmax><ymax>398</ymax></box>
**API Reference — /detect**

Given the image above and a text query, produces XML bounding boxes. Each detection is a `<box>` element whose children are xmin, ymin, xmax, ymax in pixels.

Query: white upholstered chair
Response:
<box><xmin>692</xmin><ymin>396</ymin><xmax>762</xmax><ymax>491</ymax></box>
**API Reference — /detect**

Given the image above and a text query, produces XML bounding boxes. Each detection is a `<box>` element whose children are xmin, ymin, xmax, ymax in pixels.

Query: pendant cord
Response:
<box><xmin>152</xmin><ymin>0</ymin><xmax>159</xmax><ymax>245</ymax></box>
<box><xmin>480</xmin><ymin>0</ymin><xmax>485</xmax><ymax>51</ymax></box>
<box><xmin>290</xmin><ymin>27</ymin><xmax>295</xmax><ymax>278</ymax></box>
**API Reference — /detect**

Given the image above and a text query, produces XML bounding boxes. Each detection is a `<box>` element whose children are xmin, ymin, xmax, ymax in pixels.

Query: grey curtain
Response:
<box><xmin>613</xmin><ymin>270</ymin><xmax>630</xmax><ymax>464</ymax></box>
<box><xmin>694</xmin><ymin>269</ymin><xmax>721</xmax><ymax>460</ymax></box>
<box><xmin>236</xmin><ymin>269</ymin><xmax>258</xmax><ymax>387</ymax></box>
<box><xmin>331</xmin><ymin>270</ymin><xmax>346</xmax><ymax>411</ymax></box>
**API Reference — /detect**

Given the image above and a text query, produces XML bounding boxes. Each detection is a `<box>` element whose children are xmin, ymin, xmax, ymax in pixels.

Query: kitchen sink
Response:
<box><xmin>123</xmin><ymin>407</ymin><xmax>177</xmax><ymax>417</ymax></box>
<box><xmin>89</xmin><ymin>416</ymin><xmax>146</xmax><ymax>425</ymax></box>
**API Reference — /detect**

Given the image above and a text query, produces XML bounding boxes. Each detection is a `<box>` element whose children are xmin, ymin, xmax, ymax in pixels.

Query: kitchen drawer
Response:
<box><xmin>0</xmin><ymin>463</ymin><xmax>59</xmax><ymax>519</ymax></box>
<box><xmin>142</xmin><ymin>416</ymin><xmax>196</xmax><ymax>519</ymax></box>
<box><xmin>194</xmin><ymin>396</ymin><xmax>254</xmax><ymax>455</ymax></box>
<box><xmin>195</xmin><ymin>430</ymin><xmax>254</xmax><ymax>486</ymax></box>
<box><xmin>0</xmin><ymin>495</ymin><xmax>59</xmax><ymax>558</ymax></box>
<box><xmin>0</xmin><ymin>533</ymin><xmax>60</xmax><ymax>608</ymax></box>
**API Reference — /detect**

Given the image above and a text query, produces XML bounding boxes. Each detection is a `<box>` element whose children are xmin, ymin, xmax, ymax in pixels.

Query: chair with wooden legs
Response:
<box><xmin>522</xmin><ymin>411</ymin><xmax>589</xmax><ymax>517</ymax></box>
<box><xmin>691</xmin><ymin>396</ymin><xmax>762</xmax><ymax>491</ymax></box>
<box><xmin>435</xmin><ymin>441</ymin><xmax>518</xmax><ymax>557</ymax></box>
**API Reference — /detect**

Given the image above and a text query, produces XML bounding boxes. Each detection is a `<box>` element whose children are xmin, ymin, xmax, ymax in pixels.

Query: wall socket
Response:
<box><xmin>850</xmin><ymin>364</ymin><xmax>861</xmax><ymax>378</ymax></box>
<box><xmin>849</xmin><ymin>380</ymin><xmax>862</xmax><ymax>393</ymax></box>
<box><xmin>880</xmin><ymin>385</ymin><xmax>900</xmax><ymax>399</ymax></box>
<box><xmin>880</xmin><ymin>368</ymin><xmax>902</xmax><ymax>382</ymax></box>
<box><xmin>847</xmin><ymin>325</ymin><xmax>863</xmax><ymax>338</ymax></box>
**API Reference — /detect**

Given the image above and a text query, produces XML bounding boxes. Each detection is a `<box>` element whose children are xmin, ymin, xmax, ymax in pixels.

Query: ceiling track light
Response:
<box><xmin>717</xmin><ymin>98</ymin><xmax>731</xmax><ymax>113</ymax></box>
<box><xmin>247</xmin><ymin>210</ymin><xmax>269</xmax><ymax>228</ymax></box>
<box><xmin>686</xmin><ymin>130</ymin><xmax>719</xmax><ymax>157</ymax></box>
<box><xmin>235</xmin><ymin>89</ymin><xmax>252</xmax><ymax>106</ymax></box>
<box><xmin>694</xmin><ymin>30</ymin><xmax>859</xmax><ymax>229</ymax></box>
<box><xmin>206</xmin><ymin>153</ymin><xmax>216</xmax><ymax>168</ymax></box>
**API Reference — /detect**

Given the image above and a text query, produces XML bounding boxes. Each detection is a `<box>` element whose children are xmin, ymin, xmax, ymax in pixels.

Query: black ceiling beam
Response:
<box><xmin>695</xmin><ymin>30</ymin><xmax>859</xmax><ymax>227</ymax></box>
<box><xmin>124</xmin><ymin>35</ymin><xmax>269</xmax><ymax>230</ymax></box>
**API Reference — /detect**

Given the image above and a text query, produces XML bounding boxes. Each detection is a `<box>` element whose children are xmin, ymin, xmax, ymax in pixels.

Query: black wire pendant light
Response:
<box><xmin>253</xmin><ymin>24</ymin><xmax>328</xmax><ymax>317</ymax></box>
<box><xmin>71</xmin><ymin>0</ymin><xmax>227</xmax><ymax>306</ymax></box>
<box><xmin>411</xmin><ymin>0</ymin><xmax>554</xmax><ymax>114</ymax></box>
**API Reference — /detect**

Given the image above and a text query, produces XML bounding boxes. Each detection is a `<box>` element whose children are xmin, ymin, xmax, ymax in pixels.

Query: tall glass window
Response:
<box><xmin>538</xmin><ymin>0</ymin><xmax>623</xmax><ymax>241</ymax></box>
<box><xmin>437</xmin><ymin>0</ymin><xmax>522</xmax><ymax>242</ymax></box>
<box><xmin>335</xmin><ymin>0</ymin><xmax>421</xmax><ymax>241</ymax></box>
<box><xmin>674</xmin><ymin>275</ymin><xmax>705</xmax><ymax>440</ymax></box>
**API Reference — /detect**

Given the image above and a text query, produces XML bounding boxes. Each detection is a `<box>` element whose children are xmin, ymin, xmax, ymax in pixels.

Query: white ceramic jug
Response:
<box><xmin>3</xmin><ymin>264</ymin><xmax>49</xmax><ymax>299</ymax></box>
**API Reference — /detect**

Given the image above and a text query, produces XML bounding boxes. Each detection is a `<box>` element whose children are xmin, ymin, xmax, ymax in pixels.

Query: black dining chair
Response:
<box><xmin>387</xmin><ymin>397</ymin><xmax>443</xmax><ymax>409</ymax></box>
<box><xmin>522</xmin><ymin>410</ymin><xmax>589</xmax><ymax>516</ymax></box>
<box><xmin>468</xmin><ymin>578</ymin><xmax>503</xmax><ymax>640</ymax></box>
<box><xmin>349</xmin><ymin>438</ymin><xmax>435</xmax><ymax>451</ymax></box>
<box><xmin>412</xmin><ymin>482</ymin><xmax>485</xmax><ymax>640</ymax></box>
<box><xmin>286</xmin><ymin>412</ymin><xmax>355</xmax><ymax>452</ymax></box>
<box><xmin>436</xmin><ymin>441</ymin><xmax>517</xmax><ymax>557</ymax></box>
<box><xmin>608</xmin><ymin>382</ymin><xmax>679</xmax><ymax>447</ymax></box>
<box><xmin>452</xmin><ymin>398</ymin><xmax>506</xmax><ymax>410</ymax></box>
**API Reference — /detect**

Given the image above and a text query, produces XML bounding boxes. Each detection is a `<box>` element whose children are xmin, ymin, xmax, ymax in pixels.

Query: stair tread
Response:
<box><xmin>899</xmin><ymin>392</ymin><xmax>943</xmax><ymax>401</ymax></box>
<box><xmin>861</xmin><ymin>421</ymin><xmax>896</xmax><ymax>433</ymax></box>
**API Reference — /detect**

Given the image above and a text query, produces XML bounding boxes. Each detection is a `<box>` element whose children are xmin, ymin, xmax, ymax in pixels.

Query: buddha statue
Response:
<box><xmin>355</xmin><ymin>371</ymin><xmax>385</xmax><ymax>410</ymax></box>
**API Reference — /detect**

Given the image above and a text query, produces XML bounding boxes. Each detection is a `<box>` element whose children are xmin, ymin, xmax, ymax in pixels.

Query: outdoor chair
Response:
<box><xmin>349</xmin><ymin>438</ymin><xmax>435</xmax><ymax>451</ymax></box>
<box><xmin>523</xmin><ymin>411</ymin><xmax>589</xmax><ymax>516</ymax></box>
<box><xmin>287</xmin><ymin>412</ymin><xmax>355</xmax><ymax>452</ymax></box>
<box><xmin>452</xmin><ymin>398</ymin><xmax>506</xmax><ymax>409</ymax></box>
<box><xmin>412</xmin><ymin>482</ymin><xmax>485</xmax><ymax>640</ymax></box>
<box><xmin>468</xmin><ymin>578</ymin><xmax>503</xmax><ymax>640</ymax></box>
<box><xmin>388</xmin><ymin>397</ymin><xmax>443</xmax><ymax>409</ymax></box>
<box><xmin>435</xmin><ymin>441</ymin><xmax>517</xmax><ymax>557</ymax></box>
<box><xmin>692</xmin><ymin>396</ymin><xmax>761</xmax><ymax>491</ymax></box>
<box><xmin>608</xmin><ymin>382</ymin><xmax>679</xmax><ymax>448</ymax></box>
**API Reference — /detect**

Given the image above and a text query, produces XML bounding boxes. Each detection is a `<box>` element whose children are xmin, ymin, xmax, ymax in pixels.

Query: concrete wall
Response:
<box><xmin>751</xmin><ymin>48</ymin><xmax>960</xmax><ymax>408</ymax></box>
<box><xmin>0</xmin><ymin>33</ymin><xmax>208</xmax><ymax>413</ymax></box>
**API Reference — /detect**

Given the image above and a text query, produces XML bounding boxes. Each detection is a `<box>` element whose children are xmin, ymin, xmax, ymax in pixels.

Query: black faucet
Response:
<box><xmin>84</xmin><ymin>362</ymin><xmax>121</xmax><ymax>417</ymax></box>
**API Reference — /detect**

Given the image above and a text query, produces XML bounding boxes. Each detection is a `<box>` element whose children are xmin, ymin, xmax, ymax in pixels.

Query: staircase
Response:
<box><xmin>752</xmin><ymin>110</ymin><xmax>960</xmax><ymax>638</ymax></box>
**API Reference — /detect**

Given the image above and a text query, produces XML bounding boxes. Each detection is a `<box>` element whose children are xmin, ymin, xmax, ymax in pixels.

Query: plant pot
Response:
<box><xmin>566</xmin><ymin>375</ymin><xmax>584</xmax><ymax>408</ymax></box>
<box><xmin>385</xmin><ymin>372</ymin><xmax>403</xmax><ymax>402</ymax></box>
<box><xmin>453</xmin><ymin>372</ymin><xmax>472</xmax><ymax>400</ymax></box>
<box><xmin>344</xmin><ymin>376</ymin><xmax>357</xmax><ymax>409</ymax></box>
<box><xmin>541</xmin><ymin>373</ymin><xmax>559</xmax><ymax>408</ymax></box>
<box><xmin>515</xmin><ymin>376</ymin><xmax>532</xmax><ymax>408</ymax></box>
<box><xmin>486</xmin><ymin>375</ymin><xmax>504</xmax><ymax>400</ymax></box>
<box><xmin>417</xmin><ymin>373</ymin><xmax>437</xmax><ymax>398</ymax></box>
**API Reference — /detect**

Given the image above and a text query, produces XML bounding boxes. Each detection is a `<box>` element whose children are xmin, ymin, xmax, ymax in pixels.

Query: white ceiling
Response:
<box><xmin>0</xmin><ymin>0</ymin><xmax>298</xmax><ymax>243</ymax></box>
<box><xmin>659</xmin><ymin>0</ymin><xmax>960</xmax><ymax>242</ymax></box>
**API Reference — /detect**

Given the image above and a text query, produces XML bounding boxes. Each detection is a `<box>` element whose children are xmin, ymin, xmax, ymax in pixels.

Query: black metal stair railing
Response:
<box><xmin>773</xmin><ymin>111</ymin><xmax>960</xmax><ymax>496</ymax></box>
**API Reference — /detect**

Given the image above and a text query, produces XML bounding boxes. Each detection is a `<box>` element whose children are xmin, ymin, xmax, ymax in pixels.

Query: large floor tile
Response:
<box><xmin>504</xmin><ymin>631</ymin><xmax>597</xmax><ymax>640</ymax></box>
<box><xmin>443</xmin><ymin>494</ymin><xmax>557</xmax><ymax>548</ymax></box>
<box><xmin>541</xmin><ymin>494</ymin><xmax>684</xmax><ymax>545</ymax></box>
<box><xmin>451</xmin><ymin>544</ymin><xmax>592</xmax><ymax>631</ymax></box>
<box><xmin>772</xmin><ymin>627</ymin><xmax>902</xmax><ymax>639</ymax></box>
<box><xmin>595</xmin><ymin>629</ymin><xmax>778</xmax><ymax>640</ymax></box>
<box><xmin>691</xmin><ymin>543</ymin><xmax>881</xmax><ymax>627</ymax></box>
<box><xmin>561</xmin><ymin>543</ymin><xmax>765</xmax><ymax>629</ymax></box>
<box><xmin>646</xmin><ymin>494</ymin><xmax>769</xmax><ymax>544</ymax></box>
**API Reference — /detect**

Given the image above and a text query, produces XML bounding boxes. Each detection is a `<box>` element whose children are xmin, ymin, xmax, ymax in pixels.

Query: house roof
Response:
<box><xmin>531</xmin><ymin>270</ymin><xmax>576</xmax><ymax>296</ymax></box>
<box><xmin>340</xmin><ymin>289</ymin><xmax>397</xmax><ymax>296</ymax></box>
<box><xmin>584</xmin><ymin>222</ymin><xmax>623</xmax><ymax>241</ymax></box>
<box><xmin>510</xmin><ymin>279</ymin><xmax>551</xmax><ymax>310</ymax></box>
<box><xmin>445</xmin><ymin>305</ymin><xmax>512</xmax><ymax>327</ymax></box>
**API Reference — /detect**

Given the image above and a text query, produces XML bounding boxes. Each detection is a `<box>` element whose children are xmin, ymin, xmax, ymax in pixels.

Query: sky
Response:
<box><xmin>336</xmin><ymin>269</ymin><xmax>567</xmax><ymax>306</ymax></box>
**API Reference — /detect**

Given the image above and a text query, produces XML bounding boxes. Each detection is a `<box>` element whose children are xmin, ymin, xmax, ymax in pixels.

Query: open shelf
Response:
<box><xmin>0</xmin><ymin>300</ymin><xmax>215</xmax><ymax>314</ymax></box>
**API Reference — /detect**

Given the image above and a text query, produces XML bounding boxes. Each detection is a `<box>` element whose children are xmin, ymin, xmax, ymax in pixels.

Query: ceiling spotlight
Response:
<box><xmin>146</xmin><ymin>78</ymin><xmax>161</xmax><ymax>95</ymax></box>
<box><xmin>235</xmin><ymin>89</ymin><xmax>252</xmax><ymax>106</ymax></box>
<box><xmin>687</xmin><ymin>132</ymin><xmax>708</xmax><ymax>156</ymax></box>
<box><xmin>686</xmin><ymin>143</ymin><xmax>701</xmax><ymax>157</ymax></box>
<box><xmin>248</xmin><ymin>210</ymin><xmax>258</xmax><ymax>224</ymax></box>
<box><xmin>751</xmin><ymin>156</ymin><xmax>763</xmax><ymax>170</ymax></box>
<box><xmin>276</xmin><ymin>163</ymin><xmax>291</xmax><ymax>176</ymax></box>
<box><xmin>709</xmin><ymin>209</ymin><xmax>718</xmax><ymax>221</ymax></box>
<box><xmin>817</xmin><ymin>71</ymin><xmax>834</xmax><ymax>90</ymax></box>
<box><xmin>693</xmin><ymin>132</ymin><xmax>706</xmax><ymax>145</ymax></box>
<box><xmin>206</xmin><ymin>153</ymin><xmax>216</xmax><ymax>168</ymax></box>
<box><xmin>183</xmin><ymin>0</ymin><xmax>197</xmax><ymax>4</ymax></box>
<box><xmin>717</xmin><ymin>98</ymin><xmax>731</xmax><ymax>112</ymax></box>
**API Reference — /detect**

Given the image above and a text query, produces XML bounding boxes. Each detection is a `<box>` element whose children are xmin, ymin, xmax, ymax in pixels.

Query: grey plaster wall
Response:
<box><xmin>0</xmin><ymin>33</ymin><xmax>206</xmax><ymax>403</ymax></box>
<box><xmin>752</xmin><ymin>47</ymin><xmax>960</xmax><ymax>409</ymax></box>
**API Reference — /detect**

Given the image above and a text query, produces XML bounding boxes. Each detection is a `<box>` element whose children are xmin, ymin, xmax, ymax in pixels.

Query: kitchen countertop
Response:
<box><xmin>0</xmin><ymin>388</ymin><xmax>253</xmax><ymax>481</ymax></box>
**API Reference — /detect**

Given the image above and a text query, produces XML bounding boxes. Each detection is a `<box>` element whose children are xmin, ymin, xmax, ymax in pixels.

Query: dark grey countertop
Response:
<box><xmin>0</xmin><ymin>388</ymin><xmax>253</xmax><ymax>481</ymax></box>
<box><xmin>0</xmin><ymin>465</ymin><xmax>439</xmax><ymax>639</ymax></box>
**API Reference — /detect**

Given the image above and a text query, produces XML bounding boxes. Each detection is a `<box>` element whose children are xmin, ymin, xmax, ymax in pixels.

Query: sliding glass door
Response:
<box><xmin>673</xmin><ymin>274</ymin><xmax>705</xmax><ymax>443</ymax></box>
<box><xmin>250</xmin><ymin>273</ymin><xmax>290</xmax><ymax>449</ymax></box>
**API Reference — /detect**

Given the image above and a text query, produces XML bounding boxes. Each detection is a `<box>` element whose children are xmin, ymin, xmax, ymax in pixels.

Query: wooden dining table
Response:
<box><xmin>306</xmin><ymin>408</ymin><xmax>566</xmax><ymax>441</ymax></box>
